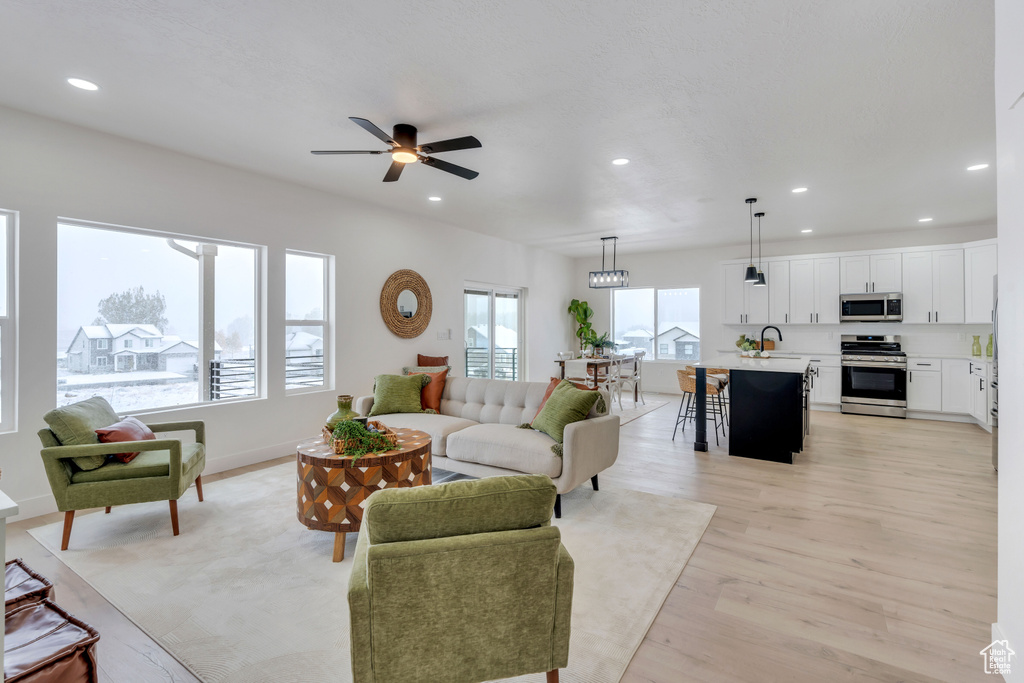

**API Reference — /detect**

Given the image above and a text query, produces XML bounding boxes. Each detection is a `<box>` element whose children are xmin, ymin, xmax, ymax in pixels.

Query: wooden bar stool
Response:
<box><xmin>673</xmin><ymin>368</ymin><xmax>727</xmax><ymax>445</ymax></box>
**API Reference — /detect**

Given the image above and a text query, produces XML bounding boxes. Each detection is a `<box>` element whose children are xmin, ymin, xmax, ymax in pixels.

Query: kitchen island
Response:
<box><xmin>693</xmin><ymin>355</ymin><xmax>812</xmax><ymax>464</ymax></box>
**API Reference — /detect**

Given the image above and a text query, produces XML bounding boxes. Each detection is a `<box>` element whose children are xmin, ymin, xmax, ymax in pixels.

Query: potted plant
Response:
<box><xmin>590</xmin><ymin>332</ymin><xmax>612</xmax><ymax>356</ymax></box>
<box><xmin>568</xmin><ymin>299</ymin><xmax>595</xmax><ymax>355</ymax></box>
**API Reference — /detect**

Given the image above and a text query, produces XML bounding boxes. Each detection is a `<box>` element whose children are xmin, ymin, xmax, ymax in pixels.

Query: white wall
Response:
<box><xmin>0</xmin><ymin>105</ymin><xmax>575</xmax><ymax>519</ymax></box>
<box><xmin>995</xmin><ymin>0</ymin><xmax>1024</xmax><ymax>675</ymax></box>
<box><xmin>573</xmin><ymin>227</ymin><xmax>995</xmax><ymax>394</ymax></box>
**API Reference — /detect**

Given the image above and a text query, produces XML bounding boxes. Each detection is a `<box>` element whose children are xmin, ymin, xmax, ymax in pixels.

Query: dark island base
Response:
<box><xmin>727</xmin><ymin>369</ymin><xmax>807</xmax><ymax>464</ymax></box>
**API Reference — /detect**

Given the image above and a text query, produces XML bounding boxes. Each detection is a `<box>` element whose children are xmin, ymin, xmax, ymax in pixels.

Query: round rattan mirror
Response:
<box><xmin>380</xmin><ymin>270</ymin><xmax>432</xmax><ymax>338</ymax></box>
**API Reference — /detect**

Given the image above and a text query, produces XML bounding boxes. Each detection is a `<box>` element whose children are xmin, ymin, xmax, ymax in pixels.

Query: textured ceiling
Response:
<box><xmin>0</xmin><ymin>1</ymin><xmax>995</xmax><ymax>257</ymax></box>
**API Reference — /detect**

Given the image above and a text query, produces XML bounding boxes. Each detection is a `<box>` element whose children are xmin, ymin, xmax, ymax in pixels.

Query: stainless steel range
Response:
<box><xmin>840</xmin><ymin>335</ymin><xmax>907</xmax><ymax>418</ymax></box>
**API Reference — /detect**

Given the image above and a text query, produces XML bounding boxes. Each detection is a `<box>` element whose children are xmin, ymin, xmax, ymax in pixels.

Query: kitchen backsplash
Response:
<box><xmin>728</xmin><ymin>323</ymin><xmax>994</xmax><ymax>357</ymax></box>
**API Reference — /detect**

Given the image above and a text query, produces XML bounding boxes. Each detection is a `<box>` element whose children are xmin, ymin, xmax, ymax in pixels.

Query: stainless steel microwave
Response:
<box><xmin>840</xmin><ymin>292</ymin><xmax>903</xmax><ymax>322</ymax></box>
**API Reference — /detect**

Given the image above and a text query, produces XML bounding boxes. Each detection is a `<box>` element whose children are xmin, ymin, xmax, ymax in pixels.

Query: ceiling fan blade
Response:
<box><xmin>382</xmin><ymin>161</ymin><xmax>405</xmax><ymax>182</ymax></box>
<box><xmin>418</xmin><ymin>136</ymin><xmax>482</xmax><ymax>154</ymax></box>
<box><xmin>310</xmin><ymin>150</ymin><xmax>385</xmax><ymax>155</ymax></box>
<box><xmin>421</xmin><ymin>156</ymin><xmax>479</xmax><ymax>180</ymax></box>
<box><xmin>349</xmin><ymin>117</ymin><xmax>396</xmax><ymax>146</ymax></box>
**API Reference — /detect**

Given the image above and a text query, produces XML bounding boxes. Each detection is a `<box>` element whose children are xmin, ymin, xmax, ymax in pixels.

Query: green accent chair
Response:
<box><xmin>348</xmin><ymin>474</ymin><xmax>574</xmax><ymax>683</ymax></box>
<box><xmin>37</xmin><ymin>397</ymin><xmax>206</xmax><ymax>550</ymax></box>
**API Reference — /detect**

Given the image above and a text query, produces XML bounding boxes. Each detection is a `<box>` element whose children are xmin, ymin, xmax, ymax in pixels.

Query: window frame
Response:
<box><xmin>57</xmin><ymin>217</ymin><xmax>265</xmax><ymax>414</ymax></box>
<box><xmin>284</xmin><ymin>249</ymin><xmax>333</xmax><ymax>394</ymax></box>
<box><xmin>464</xmin><ymin>282</ymin><xmax>526</xmax><ymax>381</ymax></box>
<box><xmin>0</xmin><ymin>210</ymin><xmax>16</xmax><ymax>433</ymax></box>
<box><xmin>610</xmin><ymin>286</ymin><xmax>701</xmax><ymax>362</ymax></box>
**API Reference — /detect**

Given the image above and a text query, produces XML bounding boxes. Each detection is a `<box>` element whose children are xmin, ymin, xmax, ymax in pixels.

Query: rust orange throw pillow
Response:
<box><xmin>534</xmin><ymin>377</ymin><xmax>596</xmax><ymax>420</ymax></box>
<box><xmin>417</xmin><ymin>354</ymin><xmax>449</xmax><ymax>367</ymax></box>
<box><xmin>411</xmin><ymin>368</ymin><xmax>448</xmax><ymax>411</ymax></box>
<box><xmin>95</xmin><ymin>416</ymin><xmax>156</xmax><ymax>463</ymax></box>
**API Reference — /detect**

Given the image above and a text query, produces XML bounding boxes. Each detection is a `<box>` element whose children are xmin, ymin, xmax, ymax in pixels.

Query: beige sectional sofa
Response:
<box><xmin>354</xmin><ymin>377</ymin><xmax>620</xmax><ymax>514</ymax></box>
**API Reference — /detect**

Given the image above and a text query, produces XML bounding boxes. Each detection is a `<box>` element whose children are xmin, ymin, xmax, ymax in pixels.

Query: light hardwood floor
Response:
<box><xmin>7</xmin><ymin>399</ymin><xmax>996</xmax><ymax>683</ymax></box>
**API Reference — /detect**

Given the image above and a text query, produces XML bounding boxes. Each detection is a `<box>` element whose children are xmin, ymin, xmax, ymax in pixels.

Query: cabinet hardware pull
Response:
<box><xmin>909</xmin><ymin>371</ymin><xmax>912</xmax><ymax>382</ymax></box>
<box><xmin>936</xmin><ymin>311</ymin><xmax>939</xmax><ymax>322</ymax></box>
<box><xmin>785</xmin><ymin>313</ymin><xmax>788</xmax><ymax>323</ymax></box>
<box><xmin>865</xmin><ymin>282</ymin><xmax>868</xmax><ymax>292</ymax></box>
<box><xmin>810</xmin><ymin>313</ymin><xmax>813</xmax><ymax>323</ymax></box>
<box><xmin>872</xmin><ymin>282</ymin><xmax>875</xmax><ymax>292</ymax></box>
<box><xmin>928</xmin><ymin>311</ymin><xmax>931</xmax><ymax>322</ymax></box>
<box><xmin>816</xmin><ymin>313</ymin><xmax>819</xmax><ymax>323</ymax></box>
<box><xmin>918</xmin><ymin>363</ymin><xmax>931</xmax><ymax>366</ymax></box>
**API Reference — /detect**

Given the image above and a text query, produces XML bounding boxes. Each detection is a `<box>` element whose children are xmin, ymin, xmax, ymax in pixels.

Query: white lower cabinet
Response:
<box><xmin>907</xmin><ymin>362</ymin><xmax>942</xmax><ymax>412</ymax></box>
<box><xmin>970</xmin><ymin>362</ymin><xmax>990</xmax><ymax>424</ymax></box>
<box><xmin>809</xmin><ymin>358</ymin><xmax>841</xmax><ymax>405</ymax></box>
<box><xmin>941</xmin><ymin>359</ymin><xmax>972</xmax><ymax>414</ymax></box>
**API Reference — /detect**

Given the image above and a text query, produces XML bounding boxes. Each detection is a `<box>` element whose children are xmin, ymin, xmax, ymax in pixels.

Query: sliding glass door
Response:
<box><xmin>465</xmin><ymin>286</ymin><xmax>523</xmax><ymax>380</ymax></box>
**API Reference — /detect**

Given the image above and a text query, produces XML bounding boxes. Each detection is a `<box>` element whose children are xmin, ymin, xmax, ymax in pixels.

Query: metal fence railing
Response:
<box><xmin>466</xmin><ymin>347</ymin><xmax>518</xmax><ymax>381</ymax></box>
<box><xmin>285</xmin><ymin>354</ymin><xmax>325</xmax><ymax>390</ymax></box>
<box><xmin>209</xmin><ymin>354</ymin><xmax>325</xmax><ymax>399</ymax></box>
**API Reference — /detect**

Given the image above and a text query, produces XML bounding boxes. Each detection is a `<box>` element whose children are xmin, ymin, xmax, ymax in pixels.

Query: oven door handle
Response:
<box><xmin>841</xmin><ymin>360</ymin><xmax>908</xmax><ymax>369</ymax></box>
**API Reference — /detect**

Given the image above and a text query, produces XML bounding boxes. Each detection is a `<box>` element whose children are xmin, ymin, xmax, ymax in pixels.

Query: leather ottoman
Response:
<box><xmin>4</xmin><ymin>560</ymin><xmax>53</xmax><ymax>613</ymax></box>
<box><xmin>4</xmin><ymin>599</ymin><xmax>99</xmax><ymax>683</ymax></box>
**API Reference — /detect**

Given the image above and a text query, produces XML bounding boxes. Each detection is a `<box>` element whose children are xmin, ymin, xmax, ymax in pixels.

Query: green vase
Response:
<box><xmin>971</xmin><ymin>335</ymin><xmax>982</xmax><ymax>358</ymax></box>
<box><xmin>326</xmin><ymin>394</ymin><xmax>358</xmax><ymax>431</ymax></box>
<box><xmin>986</xmin><ymin>333</ymin><xmax>993</xmax><ymax>358</ymax></box>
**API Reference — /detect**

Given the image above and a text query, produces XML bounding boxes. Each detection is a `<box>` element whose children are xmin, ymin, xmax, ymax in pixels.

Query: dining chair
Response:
<box><xmin>600</xmin><ymin>355</ymin><xmax>626</xmax><ymax>409</ymax></box>
<box><xmin>617</xmin><ymin>355</ymin><xmax>640</xmax><ymax>408</ymax></box>
<box><xmin>632</xmin><ymin>351</ymin><xmax>646</xmax><ymax>405</ymax></box>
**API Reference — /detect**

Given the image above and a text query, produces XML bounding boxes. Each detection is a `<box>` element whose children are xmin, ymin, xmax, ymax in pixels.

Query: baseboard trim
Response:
<box><xmin>7</xmin><ymin>439</ymin><xmax>298</xmax><ymax>523</ymax></box>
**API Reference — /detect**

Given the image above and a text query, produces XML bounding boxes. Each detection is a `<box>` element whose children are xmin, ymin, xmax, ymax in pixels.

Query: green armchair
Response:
<box><xmin>37</xmin><ymin>397</ymin><xmax>206</xmax><ymax>550</ymax></box>
<box><xmin>348</xmin><ymin>474</ymin><xmax>573</xmax><ymax>683</ymax></box>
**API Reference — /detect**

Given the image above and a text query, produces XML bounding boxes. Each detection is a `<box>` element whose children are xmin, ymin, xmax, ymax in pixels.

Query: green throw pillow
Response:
<box><xmin>531</xmin><ymin>380</ymin><xmax>600</xmax><ymax>444</ymax></box>
<box><xmin>42</xmin><ymin>396</ymin><xmax>121</xmax><ymax>471</ymax></box>
<box><xmin>369</xmin><ymin>374</ymin><xmax>432</xmax><ymax>416</ymax></box>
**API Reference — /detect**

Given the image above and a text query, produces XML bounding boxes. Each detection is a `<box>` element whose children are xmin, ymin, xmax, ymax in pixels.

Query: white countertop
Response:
<box><xmin>696</xmin><ymin>354</ymin><xmax>812</xmax><ymax>373</ymax></box>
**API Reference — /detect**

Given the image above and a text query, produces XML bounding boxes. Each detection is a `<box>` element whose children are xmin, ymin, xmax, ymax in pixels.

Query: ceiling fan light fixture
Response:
<box><xmin>391</xmin><ymin>148</ymin><xmax>418</xmax><ymax>164</ymax></box>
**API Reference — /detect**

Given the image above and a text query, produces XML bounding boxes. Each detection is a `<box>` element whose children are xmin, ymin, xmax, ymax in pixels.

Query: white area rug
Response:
<box><xmin>613</xmin><ymin>398</ymin><xmax>669</xmax><ymax>425</ymax></box>
<box><xmin>29</xmin><ymin>463</ymin><xmax>715</xmax><ymax>683</ymax></box>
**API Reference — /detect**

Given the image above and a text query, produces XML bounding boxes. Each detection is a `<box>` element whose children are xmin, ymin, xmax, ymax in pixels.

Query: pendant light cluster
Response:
<box><xmin>742</xmin><ymin>198</ymin><xmax>768</xmax><ymax>287</ymax></box>
<box><xmin>589</xmin><ymin>236</ymin><xmax>629</xmax><ymax>288</ymax></box>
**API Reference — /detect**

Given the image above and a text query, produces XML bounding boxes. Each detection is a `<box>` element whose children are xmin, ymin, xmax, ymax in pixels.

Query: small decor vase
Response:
<box><xmin>326</xmin><ymin>395</ymin><xmax>358</xmax><ymax>432</ymax></box>
<box><xmin>971</xmin><ymin>335</ymin><xmax>982</xmax><ymax>358</ymax></box>
<box><xmin>986</xmin><ymin>333</ymin><xmax>994</xmax><ymax>358</ymax></box>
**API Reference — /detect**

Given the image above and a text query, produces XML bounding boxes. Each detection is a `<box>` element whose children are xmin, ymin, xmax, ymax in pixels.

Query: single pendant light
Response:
<box><xmin>744</xmin><ymin>198</ymin><xmax>758</xmax><ymax>282</ymax></box>
<box><xmin>753</xmin><ymin>211</ymin><xmax>767</xmax><ymax>287</ymax></box>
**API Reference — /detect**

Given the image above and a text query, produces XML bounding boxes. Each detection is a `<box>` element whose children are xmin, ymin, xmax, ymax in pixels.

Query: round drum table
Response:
<box><xmin>296</xmin><ymin>428</ymin><xmax>432</xmax><ymax>562</ymax></box>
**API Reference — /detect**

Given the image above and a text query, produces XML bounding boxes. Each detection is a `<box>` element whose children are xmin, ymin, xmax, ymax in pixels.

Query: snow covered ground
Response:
<box><xmin>59</xmin><ymin>370</ymin><xmax>186</xmax><ymax>386</ymax></box>
<box><xmin>58</xmin><ymin>382</ymin><xmax>200</xmax><ymax>412</ymax></box>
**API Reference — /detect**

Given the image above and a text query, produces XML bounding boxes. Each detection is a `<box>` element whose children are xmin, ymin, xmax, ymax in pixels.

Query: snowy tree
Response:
<box><xmin>93</xmin><ymin>287</ymin><xmax>169</xmax><ymax>331</ymax></box>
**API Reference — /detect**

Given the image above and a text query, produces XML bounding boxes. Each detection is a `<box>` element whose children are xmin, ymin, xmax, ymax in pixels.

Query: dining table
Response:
<box><xmin>554</xmin><ymin>358</ymin><xmax>610</xmax><ymax>388</ymax></box>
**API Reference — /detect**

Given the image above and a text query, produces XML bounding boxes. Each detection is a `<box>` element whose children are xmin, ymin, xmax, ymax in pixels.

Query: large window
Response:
<box><xmin>285</xmin><ymin>251</ymin><xmax>331</xmax><ymax>391</ymax></box>
<box><xmin>612</xmin><ymin>287</ymin><xmax>700</xmax><ymax>360</ymax></box>
<box><xmin>0</xmin><ymin>210</ymin><xmax>15</xmax><ymax>432</ymax></box>
<box><xmin>465</xmin><ymin>286</ymin><xmax>523</xmax><ymax>380</ymax></box>
<box><xmin>57</xmin><ymin>221</ymin><xmax>261</xmax><ymax>412</ymax></box>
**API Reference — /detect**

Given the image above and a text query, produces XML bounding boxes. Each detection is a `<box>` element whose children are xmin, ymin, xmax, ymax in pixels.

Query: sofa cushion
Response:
<box><xmin>532</xmin><ymin>381</ymin><xmax>600</xmax><ymax>444</ymax></box>
<box><xmin>408</xmin><ymin>368</ymin><xmax>448</xmax><ymax>412</ymax></box>
<box><xmin>416</xmin><ymin>354</ymin><xmax>449</xmax><ymax>367</ymax></box>
<box><xmin>70</xmin><ymin>443</ymin><xmax>205</xmax><ymax>483</ymax></box>
<box><xmin>368</xmin><ymin>413</ymin><xmax>478</xmax><ymax>456</ymax></box>
<box><xmin>43</xmin><ymin>397</ymin><xmax>121</xmax><ymax>471</ymax></box>
<box><xmin>364</xmin><ymin>474</ymin><xmax>556</xmax><ymax>544</ymax></box>
<box><xmin>446</xmin><ymin>424</ymin><xmax>563</xmax><ymax>478</ymax></box>
<box><xmin>95</xmin><ymin>416</ymin><xmax>156</xmax><ymax>463</ymax></box>
<box><xmin>369</xmin><ymin>374</ymin><xmax>431</xmax><ymax>417</ymax></box>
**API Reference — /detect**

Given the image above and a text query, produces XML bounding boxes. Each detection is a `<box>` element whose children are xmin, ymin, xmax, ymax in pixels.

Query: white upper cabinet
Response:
<box><xmin>901</xmin><ymin>249</ymin><xmax>964</xmax><ymax>323</ymax></box>
<box><xmin>768</xmin><ymin>261</ymin><xmax>791</xmax><ymax>324</ymax></box>
<box><xmin>789</xmin><ymin>259</ymin><xmax>815</xmax><ymax>324</ymax></box>
<box><xmin>814</xmin><ymin>257</ymin><xmax>841</xmax><ymax>324</ymax></box>
<box><xmin>840</xmin><ymin>253</ymin><xmax>901</xmax><ymax>293</ymax></box>
<box><xmin>723</xmin><ymin>263</ymin><xmax>769</xmax><ymax>325</ymax></box>
<box><xmin>932</xmin><ymin>249</ymin><xmax>965</xmax><ymax>324</ymax></box>
<box><xmin>964</xmin><ymin>244</ymin><xmax>997</xmax><ymax>324</ymax></box>
<box><xmin>840</xmin><ymin>255</ymin><xmax>870</xmax><ymax>293</ymax></box>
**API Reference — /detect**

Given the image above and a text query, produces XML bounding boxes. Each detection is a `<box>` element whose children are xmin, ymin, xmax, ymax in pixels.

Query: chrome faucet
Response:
<box><xmin>760</xmin><ymin>325</ymin><xmax>783</xmax><ymax>352</ymax></box>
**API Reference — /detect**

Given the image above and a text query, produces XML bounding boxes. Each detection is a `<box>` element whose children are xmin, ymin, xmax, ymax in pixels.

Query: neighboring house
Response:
<box><xmin>66</xmin><ymin>324</ymin><xmax>221</xmax><ymax>374</ymax></box>
<box><xmin>285</xmin><ymin>330</ymin><xmax>324</xmax><ymax>357</ymax></box>
<box><xmin>656</xmin><ymin>324</ymin><xmax>700</xmax><ymax>360</ymax></box>
<box><xmin>466</xmin><ymin>324</ymin><xmax>518</xmax><ymax>350</ymax></box>
<box><xmin>619</xmin><ymin>329</ymin><xmax>654</xmax><ymax>354</ymax></box>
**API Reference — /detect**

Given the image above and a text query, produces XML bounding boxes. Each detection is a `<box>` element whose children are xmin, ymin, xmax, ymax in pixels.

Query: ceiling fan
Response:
<box><xmin>311</xmin><ymin>117</ymin><xmax>481</xmax><ymax>182</ymax></box>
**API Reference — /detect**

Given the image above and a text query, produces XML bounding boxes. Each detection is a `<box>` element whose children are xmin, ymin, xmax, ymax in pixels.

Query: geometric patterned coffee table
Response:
<box><xmin>296</xmin><ymin>428</ymin><xmax>432</xmax><ymax>562</ymax></box>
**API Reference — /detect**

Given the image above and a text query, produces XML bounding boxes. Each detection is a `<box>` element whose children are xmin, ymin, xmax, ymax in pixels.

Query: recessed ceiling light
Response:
<box><xmin>428</xmin><ymin>196</ymin><xmax>441</xmax><ymax>202</ymax></box>
<box><xmin>67</xmin><ymin>78</ymin><xmax>99</xmax><ymax>91</ymax></box>
<box><xmin>918</xmin><ymin>217</ymin><xmax>933</xmax><ymax>222</ymax></box>
<box><xmin>967</xmin><ymin>163</ymin><xmax>989</xmax><ymax>171</ymax></box>
<box><xmin>792</xmin><ymin>187</ymin><xmax>808</xmax><ymax>193</ymax></box>
<box><xmin>611</xmin><ymin>158</ymin><xmax>629</xmax><ymax>166</ymax></box>
<box><xmin>801</xmin><ymin>229</ymin><xmax>813</xmax><ymax>233</ymax></box>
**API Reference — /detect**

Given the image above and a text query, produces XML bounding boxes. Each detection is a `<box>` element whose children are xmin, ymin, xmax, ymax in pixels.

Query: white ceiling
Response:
<box><xmin>0</xmin><ymin>1</ymin><xmax>995</xmax><ymax>257</ymax></box>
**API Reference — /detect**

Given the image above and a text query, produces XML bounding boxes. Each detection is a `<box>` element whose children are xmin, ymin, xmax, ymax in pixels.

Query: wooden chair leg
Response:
<box><xmin>60</xmin><ymin>511</ymin><xmax>75</xmax><ymax>551</ymax></box>
<box><xmin>104</xmin><ymin>506</ymin><xmax>111</xmax><ymax>514</ymax></box>
<box><xmin>195</xmin><ymin>474</ymin><xmax>204</xmax><ymax>502</ymax></box>
<box><xmin>169</xmin><ymin>499</ymin><xmax>180</xmax><ymax>536</ymax></box>
<box><xmin>547</xmin><ymin>670</ymin><xmax>560</xmax><ymax>683</ymax></box>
